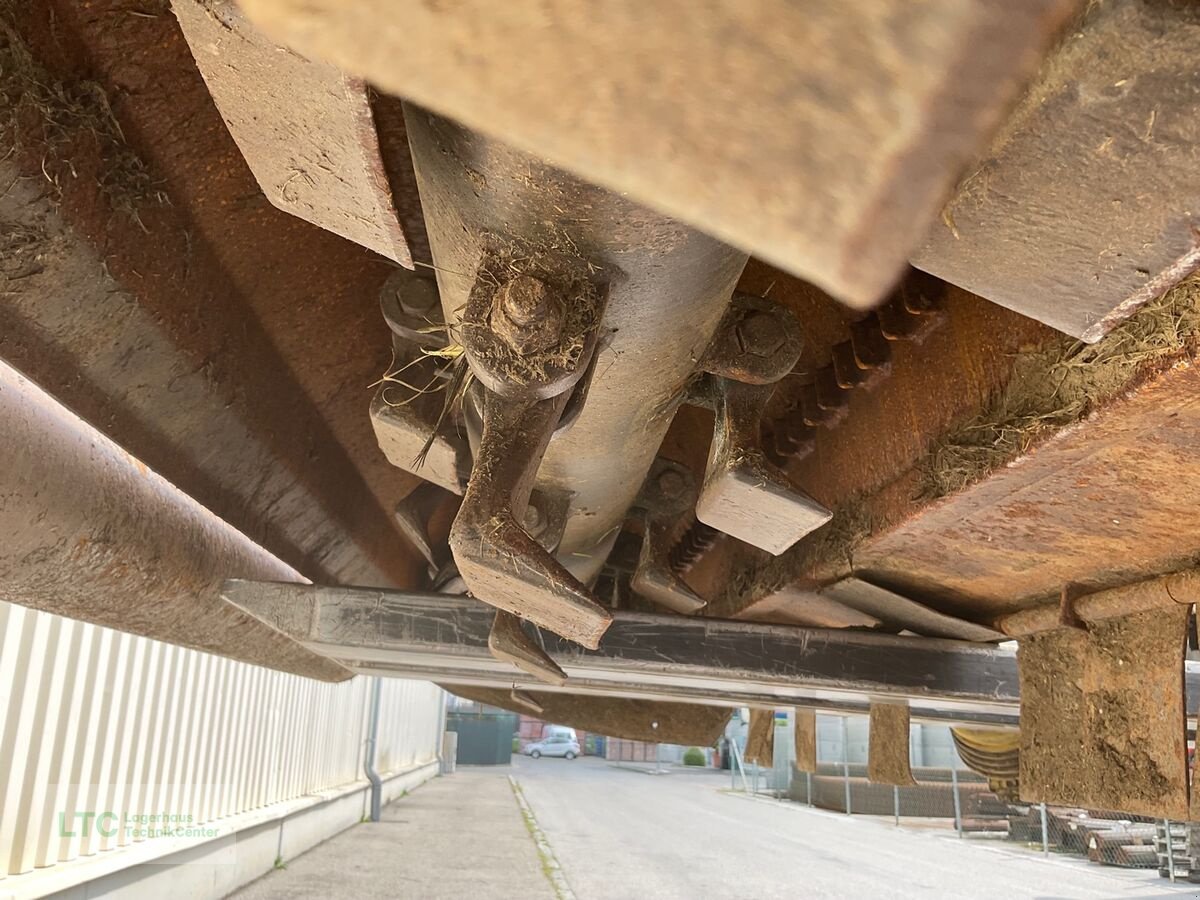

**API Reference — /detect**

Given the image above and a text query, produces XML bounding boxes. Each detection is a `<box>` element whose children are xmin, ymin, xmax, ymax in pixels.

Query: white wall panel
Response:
<box><xmin>0</xmin><ymin>600</ymin><xmax>443</xmax><ymax>880</ymax></box>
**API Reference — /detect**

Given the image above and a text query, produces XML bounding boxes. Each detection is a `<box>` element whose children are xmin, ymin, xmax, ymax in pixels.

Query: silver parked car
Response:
<box><xmin>524</xmin><ymin>734</ymin><xmax>581</xmax><ymax>759</ymax></box>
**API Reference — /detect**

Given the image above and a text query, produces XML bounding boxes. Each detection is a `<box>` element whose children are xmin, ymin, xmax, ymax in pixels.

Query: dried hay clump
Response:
<box><xmin>921</xmin><ymin>277</ymin><xmax>1200</xmax><ymax>500</ymax></box>
<box><xmin>0</xmin><ymin>5</ymin><xmax>167</xmax><ymax>224</ymax></box>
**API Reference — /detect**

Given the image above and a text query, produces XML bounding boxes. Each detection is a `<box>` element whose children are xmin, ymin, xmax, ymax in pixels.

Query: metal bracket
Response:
<box><xmin>632</xmin><ymin>520</ymin><xmax>707</xmax><ymax>615</ymax></box>
<box><xmin>744</xmin><ymin>708</ymin><xmax>775</xmax><ymax>765</ymax></box>
<box><xmin>393</xmin><ymin>482</ymin><xmax>455</xmax><ymax>577</ymax></box>
<box><xmin>696</xmin><ymin>377</ymin><xmax>832</xmax><ymax>555</ymax></box>
<box><xmin>449</xmin><ymin>387</ymin><xmax>613</xmax><ymax>649</ymax></box>
<box><xmin>1003</xmin><ymin>572</ymin><xmax>1200</xmax><ymax>819</ymax></box>
<box><xmin>509</xmin><ymin>688</ymin><xmax>545</xmax><ymax>715</ymax></box>
<box><xmin>370</xmin><ymin>385</ymin><xmax>470</xmax><ymax>495</ymax></box>
<box><xmin>794</xmin><ymin>708</ymin><xmax>818</xmax><ymax>773</ymax></box>
<box><xmin>1017</xmin><ymin>605</ymin><xmax>1191</xmax><ymax>819</ymax></box>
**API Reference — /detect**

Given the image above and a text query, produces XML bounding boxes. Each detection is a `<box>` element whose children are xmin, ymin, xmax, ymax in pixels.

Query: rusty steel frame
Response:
<box><xmin>0</xmin><ymin>161</ymin><xmax>406</xmax><ymax>590</ymax></box>
<box><xmin>0</xmin><ymin>360</ymin><xmax>351</xmax><ymax>682</ymax></box>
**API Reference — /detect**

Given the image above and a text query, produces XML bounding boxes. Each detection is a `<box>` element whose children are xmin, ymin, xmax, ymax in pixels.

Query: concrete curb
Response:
<box><xmin>508</xmin><ymin>776</ymin><xmax>576</xmax><ymax>900</ymax></box>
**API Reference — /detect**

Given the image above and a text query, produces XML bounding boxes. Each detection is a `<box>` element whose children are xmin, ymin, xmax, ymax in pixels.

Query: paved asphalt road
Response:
<box><xmin>512</xmin><ymin>756</ymin><xmax>1191</xmax><ymax>900</ymax></box>
<box><xmin>236</xmin><ymin>756</ymin><xmax>1197</xmax><ymax>899</ymax></box>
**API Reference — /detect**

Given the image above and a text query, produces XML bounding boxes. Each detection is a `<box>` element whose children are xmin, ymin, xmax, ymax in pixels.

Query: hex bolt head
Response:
<box><xmin>397</xmin><ymin>277</ymin><xmax>440</xmax><ymax>316</ymax></box>
<box><xmin>736</xmin><ymin>310</ymin><xmax>787</xmax><ymax>356</ymax></box>
<box><xmin>656</xmin><ymin>468</ymin><xmax>686</xmax><ymax>499</ymax></box>
<box><xmin>491</xmin><ymin>274</ymin><xmax>565</xmax><ymax>354</ymax></box>
<box><xmin>522</xmin><ymin>502</ymin><xmax>546</xmax><ymax>538</ymax></box>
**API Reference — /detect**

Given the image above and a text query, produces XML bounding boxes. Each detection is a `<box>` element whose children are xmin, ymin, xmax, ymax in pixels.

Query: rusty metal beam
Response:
<box><xmin>0</xmin><ymin>164</ymin><xmax>398</xmax><ymax>587</ymax></box>
<box><xmin>0</xmin><ymin>361</ymin><xmax>351</xmax><ymax>682</ymax></box>
<box><xmin>915</xmin><ymin>0</ymin><xmax>1200</xmax><ymax>342</ymax></box>
<box><xmin>238</xmin><ymin>0</ymin><xmax>1077</xmax><ymax>307</ymax></box>
<box><xmin>222</xmin><ymin>580</ymin><xmax>1025</xmax><ymax>717</ymax></box>
<box><xmin>857</xmin><ymin>358</ymin><xmax>1200</xmax><ymax>619</ymax></box>
<box><xmin>2</xmin><ymin>3</ymin><xmax>426</xmax><ymax>589</ymax></box>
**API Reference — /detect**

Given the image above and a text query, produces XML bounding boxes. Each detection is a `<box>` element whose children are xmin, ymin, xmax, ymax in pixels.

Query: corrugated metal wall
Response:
<box><xmin>0</xmin><ymin>600</ymin><xmax>443</xmax><ymax>879</ymax></box>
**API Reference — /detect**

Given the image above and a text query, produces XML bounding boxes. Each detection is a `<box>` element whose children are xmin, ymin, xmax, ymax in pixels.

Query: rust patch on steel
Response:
<box><xmin>1018</xmin><ymin>606</ymin><xmax>1189</xmax><ymax>819</ymax></box>
<box><xmin>717</xmin><ymin>277</ymin><xmax>1200</xmax><ymax>623</ymax></box>
<box><xmin>868</xmin><ymin>702</ymin><xmax>916</xmax><ymax>787</ymax></box>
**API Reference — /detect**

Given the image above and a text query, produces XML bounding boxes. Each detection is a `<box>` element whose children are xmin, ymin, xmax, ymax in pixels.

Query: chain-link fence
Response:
<box><xmin>723</xmin><ymin>709</ymin><xmax>1197</xmax><ymax>885</ymax></box>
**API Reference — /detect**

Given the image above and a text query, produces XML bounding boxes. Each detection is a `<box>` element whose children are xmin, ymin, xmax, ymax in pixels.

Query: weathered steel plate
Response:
<box><xmin>1018</xmin><ymin>606</ymin><xmax>1190</xmax><ymax>819</ymax></box>
<box><xmin>172</xmin><ymin>0</ymin><xmax>412</xmax><ymax>264</ymax></box>
<box><xmin>238</xmin><ymin>0</ymin><xmax>1076</xmax><ymax>307</ymax></box>
<box><xmin>915</xmin><ymin>0</ymin><xmax>1200</xmax><ymax>341</ymax></box>
<box><xmin>859</xmin><ymin>359</ymin><xmax>1200</xmax><ymax>618</ymax></box>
